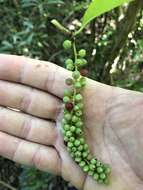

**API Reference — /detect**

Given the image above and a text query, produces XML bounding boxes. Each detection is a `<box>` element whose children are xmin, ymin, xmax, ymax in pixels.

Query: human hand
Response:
<box><xmin>0</xmin><ymin>54</ymin><xmax>143</xmax><ymax>190</ymax></box>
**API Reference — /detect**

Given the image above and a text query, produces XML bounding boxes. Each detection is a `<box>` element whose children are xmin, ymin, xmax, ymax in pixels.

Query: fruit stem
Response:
<box><xmin>51</xmin><ymin>19</ymin><xmax>71</xmax><ymax>35</ymax></box>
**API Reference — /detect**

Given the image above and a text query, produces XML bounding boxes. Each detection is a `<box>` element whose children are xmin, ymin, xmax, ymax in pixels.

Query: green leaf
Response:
<box><xmin>75</xmin><ymin>0</ymin><xmax>133</xmax><ymax>35</ymax></box>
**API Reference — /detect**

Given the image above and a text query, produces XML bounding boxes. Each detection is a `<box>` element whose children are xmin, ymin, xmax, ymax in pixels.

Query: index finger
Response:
<box><xmin>0</xmin><ymin>54</ymin><xmax>71</xmax><ymax>98</ymax></box>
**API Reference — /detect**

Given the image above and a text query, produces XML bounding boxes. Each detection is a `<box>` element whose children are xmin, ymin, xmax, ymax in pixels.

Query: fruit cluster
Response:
<box><xmin>62</xmin><ymin>39</ymin><xmax>111</xmax><ymax>184</ymax></box>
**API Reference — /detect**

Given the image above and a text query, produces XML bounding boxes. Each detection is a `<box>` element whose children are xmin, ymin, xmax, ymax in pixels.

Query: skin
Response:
<box><xmin>0</xmin><ymin>54</ymin><xmax>143</xmax><ymax>190</ymax></box>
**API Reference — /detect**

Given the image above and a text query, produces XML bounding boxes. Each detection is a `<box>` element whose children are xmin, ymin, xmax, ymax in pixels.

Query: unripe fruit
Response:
<box><xmin>83</xmin><ymin>151</ymin><xmax>88</xmax><ymax>158</ymax></box>
<box><xmin>70</xmin><ymin>126</ymin><xmax>76</xmax><ymax>132</ymax></box>
<box><xmin>83</xmin><ymin>165</ymin><xmax>89</xmax><ymax>172</ymax></box>
<box><xmin>82</xmin><ymin>59</ymin><xmax>87</xmax><ymax>66</ymax></box>
<box><xmin>78</xmin><ymin>145</ymin><xmax>83</xmax><ymax>151</ymax></box>
<box><xmin>75</xmin><ymin>59</ymin><xmax>83</xmax><ymax>66</ymax></box>
<box><xmin>75</xmin><ymin>110</ymin><xmax>82</xmax><ymax>116</ymax></box>
<box><xmin>66</xmin><ymin>131</ymin><xmax>72</xmax><ymax>137</ymax></box>
<box><xmin>64</xmin><ymin>113</ymin><xmax>72</xmax><ymax>121</ymax></box>
<box><xmin>63</xmin><ymin>40</ymin><xmax>72</xmax><ymax>49</ymax></box>
<box><xmin>75</xmin><ymin>157</ymin><xmax>82</xmax><ymax>163</ymax></box>
<box><xmin>97</xmin><ymin>167</ymin><xmax>104</xmax><ymax>173</ymax></box>
<box><xmin>65</xmin><ymin>58</ymin><xmax>73</xmax><ymax>65</ymax></box>
<box><xmin>89</xmin><ymin>164</ymin><xmax>96</xmax><ymax>170</ymax></box>
<box><xmin>72</xmin><ymin>71</ymin><xmax>80</xmax><ymax>79</ymax></box>
<box><xmin>74</xmin><ymin>82</ymin><xmax>82</xmax><ymax>89</ymax></box>
<box><xmin>65</xmin><ymin>78</ymin><xmax>73</xmax><ymax>85</ymax></box>
<box><xmin>76</xmin><ymin>120</ymin><xmax>83</xmax><ymax>127</ymax></box>
<box><xmin>75</xmin><ymin>151</ymin><xmax>81</xmax><ymax>157</ymax></box>
<box><xmin>94</xmin><ymin>173</ymin><xmax>99</xmax><ymax>180</ymax></box>
<box><xmin>72</xmin><ymin>147</ymin><xmax>77</xmax><ymax>152</ymax></box>
<box><xmin>75</xmin><ymin>94</ymin><xmax>83</xmax><ymax>101</ymax></box>
<box><xmin>70</xmin><ymin>137</ymin><xmax>75</xmax><ymax>142</ymax></box>
<box><xmin>88</xmin><ymin>171</ymin><xmax>94</xmax><ymax>176</ymax></box>
<box><xmin>74</xmin><ymin>140</ymin><xmax>80</xmax><ymax>146</ymax></box>
<box><xmin>64</xmin><ymin>136</ymin><xmax>68</xmax><ymax>142</ymax></box>
<box><xmin>79</xmin><ymin>49</ymin><xmax>86</xmax><ymax>57</ymax></box>
<box><xmin>72</xmin><ymin>115</ymin><xmax>79</xmax><ymax>123</ymax></box>
<box><xmin>100</xmin><ymin>173</ymin><xmax>106</xmax><ymax>180</ymax></box>
<box><xmin>75</xmin><ymin>128</ymin><xmax>82</xmax><ymax>134</ymax></box>
<box><xmin>91</xmin><ymin>159</ymin><xmax>97</xmax><ymax>165</ymax></box>
<box><xmin>63</xmin><ymin>96</ymin><xmax>70</xmax><ymax>103</ymax></box>
<box><xmin>66</xmin><ymin>63</ymin><xmax>74</xmax><ymax>71</ymax></box>
<box><xmin>68</xmin><ymin>142</ymin><xmax>73</xmax><ymax>148</ymax></box>
<box><xmin>63</xmin><ymin>124</ymin><xmax>70</xmax><ymax>131</ymax></box>
<box><xmin>64</xmin><ymin>89</ymin><xmax>73</xmax><ymax>97</ymax></box>
<box><xmin>79</xmin><ymin>161</ymin><xmax>86</xmax><ymax>167</ymax></box>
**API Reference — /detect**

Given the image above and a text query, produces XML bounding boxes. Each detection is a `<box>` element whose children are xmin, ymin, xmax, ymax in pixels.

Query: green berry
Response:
<box><xmin>64</xmin><ymin>136</ymin><xmax>69</xmax><ymax>142</ymax></box>
<box><xmin>97</xmin><ymin>167</ymin><xmax>104</xmax><ymax>173</ymax></box>
<box><xmin>98</xmin><ymin>179</ymin><xmax>104</xmax><ymax>184</ymax></box>
<box><xmin>64</xmin><ymin>113</ymin><xmax>72</xmax><ymax>121</ymax></box>
<box><xmin>64</xmin><ymin>89</ymin><xmax>73</xmax><ymax>97</ymax></box>
<box><xmin>72</xmin><ymin>115</ymin><xmax>79</xmax><ymax>123</ymax></box>
<box><xmin>83</xmin><ymin>165</ymin><xmax>89</xmax><ymax>172</ymax></box>
<box><xmin>72</xmin><ymin>147</ymin><xmax>77</xmax><ymax>152</ymax></box>
<box><xmin>69</xmin><ymin>137</ymin><xmax>75</xmax><ymax>142</ymax></box>
<box><xmin>104</xmin><ymin>166</ymin><xmax>111</xmax><ymax>174</ymax></box>
<box><xmin>70</xmin><ymin>126</ymin><xmax>76</xmax><ymax>132</ymax></box>
<box><xmin>79</xmin><ymin>49</ymin><xmax>86</xmax><ymax>57</ymax></box>
<box><xmin>77</xmin><ymin>103</ymin><xmax>84</xmax><ymax>109</ymax></box>
<box><xmin>87</xmin><ymin>154</ymin><xmax>92</xmax><ymax>160</ymax></box>
<box><xmin>99</xmin><ymin>173</ymin><xmax>106</xmax><ymax>180</ymax></box>
<box><xmin>75</xmin><ymin>157</ymin><xmax>82</xmax><ymax>163</ymax></box>
<box><xmin>84</xmin><ymin>144</ymin><xmax>88</xmax><ymax>150</ymax></box>
<box><xmin>62</xmin><ymin>118</ymin><xmax>67</xmax><ymax>124</ymax></box>
<box><xmin>74</xmin><ymin>140</ymin><xmax>80</xmax><ymax>146</ymax></box>
<box><xmin>91</xmin><ymin>159</ymin><xmax>97</xmax><ymax>165</ymax></box>
<box><xmin>63</xmin><ymin>124</ymin><xmax>70</xmax><ymax>131</ymax></box>
<box><xmin>79</xmin><ymin>138</ymin><xmax>85</xmax><ymax>144</ymax></box>
<box><xmin>72</xmin><ymin>71</ymin><xmax>80</xmax><ymax>79</ymax></box>
<box><xmin>75</xmin><ymin>110</ymin><xmax>82</xmax><ymax>116</ymax></box>
<box><xmin>73</xmin><ymin>105</ymin><xmax>80</xmax><ymax>111</ymax></box>
<box><xmin>66</xmin><ymin>63</ymin><xmax>74</xmax><ymax>71</ymax></box>
<box><xmin>88</xmin><ymin>171</ymin><xmax>94</xmax><ymax>176</ymax></box>
<box><xmin>78</xmin><ymin>145</ymin><xmax>83</xmax><ymax>151</ymax></box>
<box><xmin>80</xmin><ymin>77</ymin><xmax>86</xmax><ymax>87</ymax></box>
<box><xmin>96</xmin><ymin>161</ymin><xmax>101</xmax><ymax>167</ymax></box>
<box><xmin>75</xmin><ymin>151</ymin><xmax>81</xmax><ymax>157</ymax></box>
<box><xmin>63</xmin><ymin>96</ymin><xmax>70</xmax><ymax>103</ymax></box>
<box><xmin>63</xmin><ymin>40</ymin><xmax>72</xmax><ymax>49</ymax></box>
<box><xmin>82</xmin><ymin>151</ymin><xmax>88</xmax><ymax>158</ymax></box>
<box><xmin>65</xmin><ymin>78</ymin><xmax>73</xmax><ymax>85</ymax></box>
<box><xmin>93</xmin><ymin>173</ymin><xmax>99</xmax><ymax>180</ymax></box>
<box><xmin>82</xmin><ymin>59</ymin><xmax>87</xmax><ymax>66</ymax></box>
<box><xmin>104</xmin><ymin>178</ymin><xmax>109</xmax><ymax>185</ymax></box>
<box><xmin>67</xmin><ymin>142</ymin><xmax>73</xmax><ymax>148</ymax></box>
<box><xmin>75</xmin><ymin>128</ymin><xmax>82</xmax><ymax>135</ymax></box>
<box><xmin>89</xmin><ymin>164</ymin><xmax>96</xmax><ymax>171</ymax></box>
<box><xmin>76</xmin><ymin>120</ymin><xmax>83</xmax><ymax>127</ymax></box>
<box><xmin>79</xmin><ymin>161</ymin><xmax>86</xmax><ymax>167</ymax></box>
<box><xmin>65</xmin><ymin>58</ymin><xmax>73</xmax><ymax>65</ymax></box>
<box><xmin>74</xmin><ymin>82</ymin><xmax>82</xmax><ymax>89</ymax></box>
<box><xmin>75</xmin><ymin>59</ymin><xmax>83</xmax><ymax>66</ymax></box>
<box><xmin>66</xmin><ymin>131</ymin><xmax>72</xmax><ymax>137</ymax></box>
<box><xmin>75</xmin><ymin>94</ymin><xmax>83</xmax><ymax>101</ymax></box>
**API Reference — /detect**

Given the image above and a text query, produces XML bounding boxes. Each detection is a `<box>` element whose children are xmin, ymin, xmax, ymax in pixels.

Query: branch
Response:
<box><xmin>101</xmin><ymin>0</ymin><xmax>143</xmax><ymax>84</ymax></box>
<box><xmin>0</xmin><ymin>180</ymin><xmax>17</xmax><ymax>190</ymax></box>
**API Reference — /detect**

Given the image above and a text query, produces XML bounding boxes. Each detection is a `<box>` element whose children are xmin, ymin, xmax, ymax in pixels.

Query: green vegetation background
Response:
<box><xmin>0</xmin><ymin>0</ymin><xmax>142</xmax><ymax>189</ymax></box>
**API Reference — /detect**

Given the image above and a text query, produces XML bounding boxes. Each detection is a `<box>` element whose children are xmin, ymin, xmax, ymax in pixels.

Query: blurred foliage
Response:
<box><xmin>0</xmin><ymin>0</ymin><xmax>143</xmax><ymax>190</ymax></box>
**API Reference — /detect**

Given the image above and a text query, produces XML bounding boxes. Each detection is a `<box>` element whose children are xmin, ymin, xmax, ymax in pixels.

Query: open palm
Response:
<box><xmin>0</xmin><ymin>54</ymin><xmax>143</xmax><ymax>190</ymax></box>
